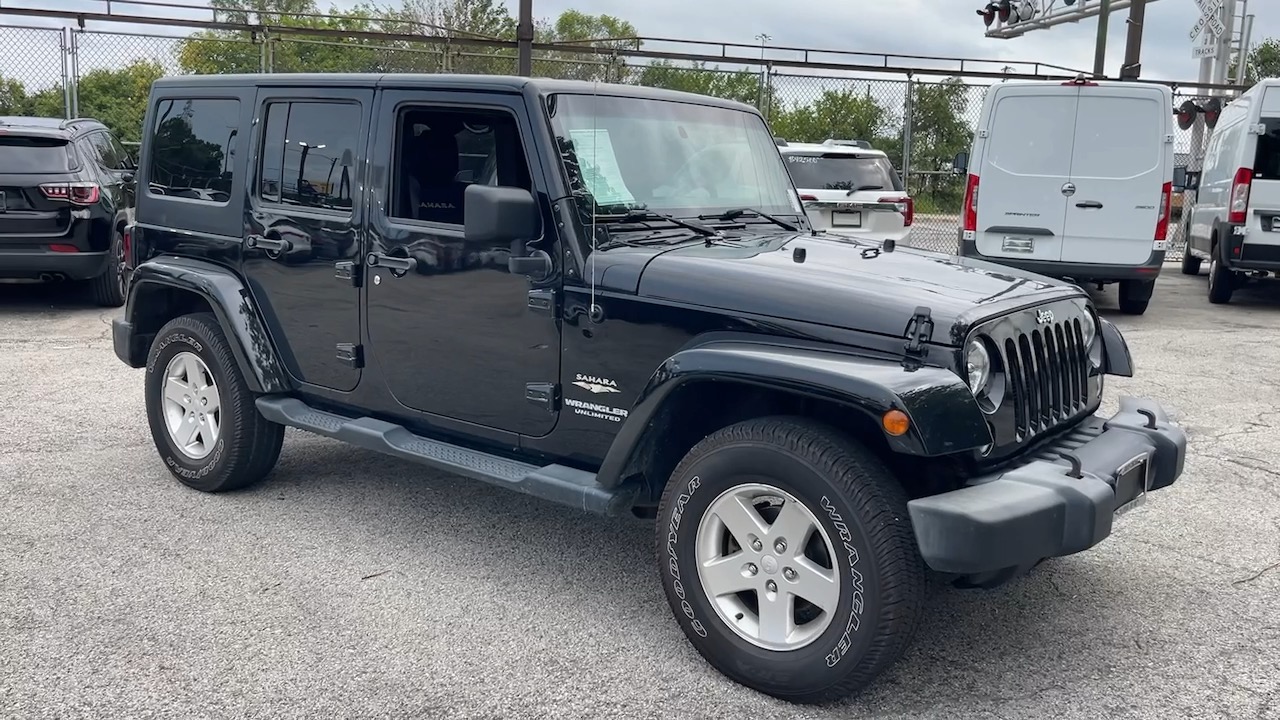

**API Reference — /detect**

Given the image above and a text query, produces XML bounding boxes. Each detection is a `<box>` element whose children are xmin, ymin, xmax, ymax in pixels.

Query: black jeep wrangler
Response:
<box><xmin>112</xmin><ymin>73</ymin><xmax>1186</xmax><ymax>704</ymax></box>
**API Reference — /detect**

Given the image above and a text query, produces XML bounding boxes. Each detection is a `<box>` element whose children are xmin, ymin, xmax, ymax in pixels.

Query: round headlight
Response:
<box><xmin>1079</xmin><ymin>311</ymin><xmax>1097</xmax><ymax>347</ymax></box>
<box><xmin>965</xmin><ymin>339</ymin><xmax>991</xmax><ymax>395</ymax></box>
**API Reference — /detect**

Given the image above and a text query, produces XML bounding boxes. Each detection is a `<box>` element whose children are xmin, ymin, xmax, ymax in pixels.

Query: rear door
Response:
<box><xmin>0</xmin><ymin>133</ymin><xmax>80</xmax><ymax>245</ymax></box>
<box><xmin>974</xmin><ymin>84</ymin><xmax>1078</xmax><ymax>262</ymax></box>
<box><xmin>1059</xmin><ymin>84</ymin><xmax>1172</xmax><ymax>265</ymax></box>
<box><xmin>1242</xmin><ymin>86</ymin><xmax>1280</xmax><ymax>253</ymax></box>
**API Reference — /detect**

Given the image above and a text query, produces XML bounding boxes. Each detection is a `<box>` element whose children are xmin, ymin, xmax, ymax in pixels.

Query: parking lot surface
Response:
<box><xmin>3</xmin><ymin>267</ymin><xmax>1280</xmax><ymax>720</ymax></box>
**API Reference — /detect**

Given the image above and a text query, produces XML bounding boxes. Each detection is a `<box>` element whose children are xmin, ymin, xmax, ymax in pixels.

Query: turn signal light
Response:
<box><xmin>882</xmin><ymin>409</ymin><xmax>910</xmax><ymax>437</ymax></box>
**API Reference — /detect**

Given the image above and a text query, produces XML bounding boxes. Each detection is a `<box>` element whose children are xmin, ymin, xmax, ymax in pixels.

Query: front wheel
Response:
<box><xmin>144</xmin><ymin>312</ymin><xmax>284</xmax><ymax>492</ymax></box>
<box><xmin>654</xmin><ymin>417</ymin><xmax>926</xmax><ymax>704</ymax></box>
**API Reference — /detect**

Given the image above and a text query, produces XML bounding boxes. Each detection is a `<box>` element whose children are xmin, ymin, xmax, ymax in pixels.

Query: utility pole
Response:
<box><xmin>1119</xmin><ymin>0</ymin><xmax>1147</xmax><ymax>79</ymax></box>
<box><xmin>1092</xmin><ymin>0</ymin><xmax>1112</xmax><ymax>77</ymax></box>
<box><xmin>516</xmin><ymin>0</ymin><xmax>534</xmax><ymax>76</ymax></box>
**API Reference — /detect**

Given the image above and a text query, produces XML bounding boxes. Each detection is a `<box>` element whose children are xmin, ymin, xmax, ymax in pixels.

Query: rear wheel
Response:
<box><xmin>1180</xmin><ymin>249</ymin><xmax>1201</xmax><ymax>275</ymax></box>
<box><xmin>144</xmin><ymin>312</ymin><xmax>284</xmax><ymax>492</ymax></box>
<box><xmin>654</xmin><ymin>416</ymin><xmax>925</xmax><ymax>704</ymax></box>
<box><xmin>88</xmin><ymin>227</ymin><xmax>126</xmax><ymax>307</ymax></box>
<box><xmin>1208</xmin><ymin>252</ymin><xmax>1235</xmax><ymax>304</ymax></box>
<box><xmin>1118</xmin><ymin>279</ymin><xmax>1153</xmax><ymax>315</ymax></box>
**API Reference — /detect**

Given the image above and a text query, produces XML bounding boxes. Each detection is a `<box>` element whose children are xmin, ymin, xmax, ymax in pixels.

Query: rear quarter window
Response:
<box><xmin>147</xmin><ymin>98</ymin><xmax>241</xmax><ymax>203</ymax></box>
<box><xmin>0</xmin><ymin>136</ymin><xmax>77</xmax><ymax>174</ymax></box>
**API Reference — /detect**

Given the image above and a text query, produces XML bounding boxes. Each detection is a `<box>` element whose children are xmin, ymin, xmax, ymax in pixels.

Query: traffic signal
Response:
<box><xmin>1175</xmin><ymin>100</ymin><xmax>1198</xmax><ymax>131</ymax></box>
<box><xmin>1203</xmin><ymin>97</ymin><xmax>1223</xmax><ymax>129</ymax></box>
<box><xmin>976</xmin><ymin>2</ymin><xmax>997</xmax><ymax>26</ymax></box>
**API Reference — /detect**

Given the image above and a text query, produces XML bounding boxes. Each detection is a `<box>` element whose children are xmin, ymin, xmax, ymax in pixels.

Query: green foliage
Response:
<box><xmin>75</xmin><ymin>61</ymin><xmax>167</xmax><ymax>144</ymax></box>
<box><xmin>636</xmin><ymin>60</ymin><xmax>766</xmax><ymax>107</ymax></box>
<box><xmin>770</xmin><ymin>87</ymin><xmax>890</xmax><ymax>146</ymax></box>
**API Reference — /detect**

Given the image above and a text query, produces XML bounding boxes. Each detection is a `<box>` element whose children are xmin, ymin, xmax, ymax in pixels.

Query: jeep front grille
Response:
<box><xmin>1000</xmin><ymin>317</ymin><xmax>1089</xmax><ymax>440</ymax></box>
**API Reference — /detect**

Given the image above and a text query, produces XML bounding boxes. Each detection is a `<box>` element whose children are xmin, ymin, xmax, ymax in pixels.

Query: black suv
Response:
<box><xmin>111</xmin><ymin>74</ymin><xmax>1187</xmax><ymax>704</ymax></box>
<box><xmin>0</xmin><ymin>116</ymin><xmax>135</xmax><ymax>306</ymax></box>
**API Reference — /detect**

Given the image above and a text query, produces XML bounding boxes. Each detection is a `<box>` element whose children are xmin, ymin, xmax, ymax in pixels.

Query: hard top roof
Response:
<box><xmin>151</xmin><ymin>72</ymin><xmax>761</xmax><ymax>113</ymax></box>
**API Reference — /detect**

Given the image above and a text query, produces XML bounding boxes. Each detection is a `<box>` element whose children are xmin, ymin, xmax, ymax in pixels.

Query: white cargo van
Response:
<box><xmin>953</xmin><ymin>77</ymin><xmax>1176</xmax><ymax>315</ymax></box>
<box><xmin>1182</xmin><ymin>79</ymin><xmax>1280</xmax><ymax>304</ymax></box>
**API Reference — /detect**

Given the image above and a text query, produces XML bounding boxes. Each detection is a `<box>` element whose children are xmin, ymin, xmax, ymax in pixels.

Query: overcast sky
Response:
<box><xmin>2</xmin><ymin>0</ymin><xmax>1273</xmax><ymax>86</ymax></box>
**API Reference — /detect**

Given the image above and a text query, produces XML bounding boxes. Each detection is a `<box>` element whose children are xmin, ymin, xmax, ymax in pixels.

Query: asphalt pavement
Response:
<box><xmin>2</xmin><ymin>268</ymin><xmax>1279</xmax><ymax>719</ymax></box>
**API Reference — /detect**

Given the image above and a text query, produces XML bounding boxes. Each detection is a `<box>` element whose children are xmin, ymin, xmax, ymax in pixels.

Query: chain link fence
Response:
<box><xmin>0</xmin><ymin>21</ymin><xmax>1211</xmax><ymax>260</ymax></box>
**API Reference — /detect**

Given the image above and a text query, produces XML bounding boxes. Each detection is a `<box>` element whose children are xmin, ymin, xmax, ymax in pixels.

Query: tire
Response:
<box><xmin>1180</xmin><ymin>250</ymin><xmax>1201</xmax><ymax>276</ymax></box>
<box><xmin>654</xmin><ymin>416</ymin><xmax>926</xmax><ymax>704</ymax></box>
<box><xmin>144</xmin><ymin>312</ymin><xmax>284</xmax><ymax>492</ymax></box>
<box><xmin>1208</xmin><ymin>252</ymin><xmax>1235</xmax><ymax>304</ymax></box>
<box><xmin>1117</xmin><ymin>279</ymin><xmax>1152</xmax><ymax>315</ymax></box>
<box><xmin>88</xmin><ymin>226</ymin><xmax>126</xmax><ymax>308</ymax></box>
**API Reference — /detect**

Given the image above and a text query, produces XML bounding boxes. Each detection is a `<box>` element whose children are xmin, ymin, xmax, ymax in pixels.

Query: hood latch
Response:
<box><xmin>903</xmin><ymin>306</ymin><xmax>934</xmax><ymax>367</ymax></box>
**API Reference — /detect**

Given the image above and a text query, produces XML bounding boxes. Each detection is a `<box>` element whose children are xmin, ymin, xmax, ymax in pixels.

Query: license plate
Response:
<box><xmin>831</xmin><ymin>211</ymin><xmax>862</xmax><ymax>227</ymax></box>
<box><xmin>1002</xmin><ymin>236</ymin><xmax>1034</xmax><ymax>253</ymax></box>
<box><xmin>1113</xmin><ymin>453</ymin><xmax>1151</xmax><ymax>517</ymax></box>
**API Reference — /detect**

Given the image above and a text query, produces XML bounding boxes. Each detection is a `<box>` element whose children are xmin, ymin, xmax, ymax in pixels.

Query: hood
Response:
<box><xmin>624</xmin><ymin>232</ymin><xmax>1087</xmax><ymax>346</ymax></box>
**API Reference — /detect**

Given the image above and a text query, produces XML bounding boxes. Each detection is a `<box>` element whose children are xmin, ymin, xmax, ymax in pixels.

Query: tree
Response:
<box><xmin>636</xmin><ymin>59</ymin><xmax>769</xmax><ymax>108</ymax></box>
<box><xmin>769</xmin><ymin>87</ymin><xmax>891</xmax><ymax>146</ymax></box>
<box><xmin>378</xmin><ymin>0</ymin><xmax>517</xmax><ymax>74</ymax></box>
<box><xmin>900</xmin><ymin>77</ymin><xmax>974</xmax><ymax>212</ymax></box>
<box><xmin>0</xmin><ymin>75</ymin><xmax>30</xmax><ymax>115</ymax></box>
<box><xmin>533</xmin><ymin>11</ymin><xmax>638</xmax><ymax>81</ymax></box>
<box><xmin>1233</xmin><ymin>37</ymin><xmax>1280</xmax><ymax>87</ymax></box>
<box><xmin>75</xmin><ymin>61</ymin><xmax>167</xmax><ymax>144</ymax></box>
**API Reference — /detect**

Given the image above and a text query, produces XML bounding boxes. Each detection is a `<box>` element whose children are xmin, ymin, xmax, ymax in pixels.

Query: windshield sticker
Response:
<box><xmin>568</xmin><ymin>129</ymin><xmax>637</xmax><ymax>207</ymax></box>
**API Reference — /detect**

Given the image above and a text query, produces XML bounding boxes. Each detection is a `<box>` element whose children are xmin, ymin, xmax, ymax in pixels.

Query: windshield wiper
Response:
<box><xmin>846</xmin><ymin>184</ymin><xmax>885</xmax><ymax>195</ymax></box>
<box><xmin>601</xmin><ymin>208</ymin><xmax>722</xmax><ymax>238</ymax></box>
<box><xmin>700</xmin><ymin>207</ymin><xmax>798</xmax><ymax>232</ymax></box>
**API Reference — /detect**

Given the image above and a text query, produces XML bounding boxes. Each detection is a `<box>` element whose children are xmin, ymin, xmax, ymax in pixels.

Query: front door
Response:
<box><xmin>364</xmin><ymin>89</ymin><xmax>560</xmax><ymax>438</ymax></box>
<box><xmin>242</xmin><ymin>87</ymin><xmax>372</xmax><ymax>392</ymax></box>
<box><xmin>975</xmin><ymin>85</ymin><xmax>1079</xmax><ymax>263</ymax></box>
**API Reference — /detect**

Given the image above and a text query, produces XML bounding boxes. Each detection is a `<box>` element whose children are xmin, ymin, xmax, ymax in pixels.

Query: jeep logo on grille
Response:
<box><xmin>1036</xmin><ymin>309</ymin><xmax>1054</xmax><ymax>324</ymax></box>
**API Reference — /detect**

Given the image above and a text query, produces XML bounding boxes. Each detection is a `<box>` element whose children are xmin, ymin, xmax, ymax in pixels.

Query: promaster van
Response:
<box><xmin>1182</xmin><ymin>78</ymin><xmax>1280</xmax><ymax>304</ymax></box>
<box><xmin>953</xmin><ymin>77</ymin><xmax>1176</xmax><ymax>315</ymax></box>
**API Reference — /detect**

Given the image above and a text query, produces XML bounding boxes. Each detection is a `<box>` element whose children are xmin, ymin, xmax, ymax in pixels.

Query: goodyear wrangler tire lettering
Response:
<box><xmin>654</xmin><ymin>416</ymin><xmax>926</xmax><ymax>705</ymax></box>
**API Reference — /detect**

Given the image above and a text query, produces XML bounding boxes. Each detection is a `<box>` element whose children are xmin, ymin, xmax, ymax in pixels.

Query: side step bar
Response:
<box><xmin>255</xmin><ymin>396</ymin><xmax>637</xmax><ymax>516</ymax></box>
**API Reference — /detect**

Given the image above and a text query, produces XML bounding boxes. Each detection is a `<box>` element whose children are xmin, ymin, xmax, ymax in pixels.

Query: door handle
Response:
<box><xmin>1075</xmin><ymin>201</ymin><xmax>1104</xmax><ymax>209</ymax></box>
<box><xmin>366</xmin><ymin>251</ymin><xmax>417</xmax><ymax>276</ymax></box>
<box><xmin>246</xmin><ymin>234</ymin><xmax>291</xmax><ymax>251</ymax></box>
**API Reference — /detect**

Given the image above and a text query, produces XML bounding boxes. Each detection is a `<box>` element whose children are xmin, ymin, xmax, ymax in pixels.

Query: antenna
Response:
<box><xmin>589</xmin><ymin>81</ymin><xmax>600</xmax><ymax>323</ymax></box>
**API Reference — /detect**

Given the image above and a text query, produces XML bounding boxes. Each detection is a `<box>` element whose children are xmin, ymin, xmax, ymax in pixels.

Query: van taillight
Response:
<box><xmin>962</xmin><ymin>174</ymin><xmax>980</xmax><ymax>232</ymax></box>
<box><xmin>799</xmin><ymin>194</ymin><xmax>817</xmax><ymax>202</ymax></box>
<box><xmin>40</xmin><ymin>182</ymin><xmax>100</xmax><ymax>206</ymax></box>
<box><xmin>879</xmin><ymin>195</ymin><xmax>914</xmax><ymax>227</ymax></box>
<box><xmin>1229</xmin><ymin>167</ymin><xmax>1253</xmax><ymax>224</ymax></box>
<box><xmin>1155</xmin><ymin>181</ymin><xmax>1172</xmax><ymax>242</ymax></box>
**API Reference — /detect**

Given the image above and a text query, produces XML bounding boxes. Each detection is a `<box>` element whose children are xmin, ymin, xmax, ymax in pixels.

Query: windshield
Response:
<box><xmin>0</xmin><ymin>136</ymin><xmax>77</xmax><ymax>174</ymax></box>
<box><xmin>546</xmin><ymin>93</ymin><xmax>803</xmax><ymax>220</ymax></box>
<box><xmin>782</xmin><ymin>153</ymin><xmax>904</xmax><ymax>193</ymax></box>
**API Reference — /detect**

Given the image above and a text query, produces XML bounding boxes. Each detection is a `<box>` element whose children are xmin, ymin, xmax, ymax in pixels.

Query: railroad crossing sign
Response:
<box><xmin>1190</xmin><ymin>0</ymin><xmax>1226</xmax><ymax>58</ymax></box>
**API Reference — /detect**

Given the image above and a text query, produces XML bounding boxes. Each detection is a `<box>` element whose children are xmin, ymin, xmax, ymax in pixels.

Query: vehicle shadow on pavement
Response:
<box><xmin>248</xmin><ymin>433</ymin><xmax>1135</xmax><ymax>716</ymax></box>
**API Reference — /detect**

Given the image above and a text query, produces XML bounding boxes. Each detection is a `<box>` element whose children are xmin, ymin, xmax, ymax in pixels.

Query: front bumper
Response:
<box><xmin>907</xmin><ymin>396</ymin><xmax>1185</xmax><ymax>585</ymax></box>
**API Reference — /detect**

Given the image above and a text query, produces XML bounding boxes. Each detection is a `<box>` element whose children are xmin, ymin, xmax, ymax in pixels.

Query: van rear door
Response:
<box><xmin>1059</xmin><ymin>83</ymin><xmax>1172</xmax><ymax>265</ymax></box>
<box><xmin>1242</xmin><ymin>86</ymin><xmax>1280</xmax><ymax>254</ymax></box>
<box><xmin>973</xmin><ymin>84</ymin><xmax>1079</xmax><ymax>263</ymax></box>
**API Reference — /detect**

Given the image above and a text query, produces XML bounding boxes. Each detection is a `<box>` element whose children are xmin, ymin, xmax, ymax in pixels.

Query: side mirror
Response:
<box><xmin>952</xmin><ymin>151</ymin><xmax>969</xmax><ymax>175</ymax></box>
<box><xmin>463</xmin><ymin>184</ymin><xmax>549</xmax><ymax>278</ymax></box>
<box><xmin>1172</xmin><ymin>167</ymin><xmax>1186</xmax><ymax>193</ymax></box>
<box><xmin>1184</xmin><ymin>171</ymin><xmax>1201</xmax><ymax>191</ymax></box>
<box><xmin>121</xmin><ymin>171</ymin><xmax>136</xmax><ymax>185</ymax></box>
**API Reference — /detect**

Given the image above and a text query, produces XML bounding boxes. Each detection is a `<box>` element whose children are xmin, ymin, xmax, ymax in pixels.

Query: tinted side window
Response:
<box><xmin>148</xmin><ymin>98</ymin><xmax>240</xmax><ymax>204</ymax></box>
<box><xmin>88</xmin><ymin>132</ymin><xmax>122</xmax><ymax>170</ymax></box>
<box><xmin>256</xmin><ymin>101</ymin><xmax>361</xmax><ymax>212</ymax></box>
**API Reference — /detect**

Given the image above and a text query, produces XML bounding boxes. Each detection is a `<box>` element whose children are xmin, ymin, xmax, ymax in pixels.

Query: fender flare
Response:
<box><xmin>125</xmin><ymin>256</ymin><xmax>291</xmax><ymax>394</ymax></box>
<box><xmin>595</xmin><ymin>338</ymin><xmax>993</xmax><ymax>488</ymax></box>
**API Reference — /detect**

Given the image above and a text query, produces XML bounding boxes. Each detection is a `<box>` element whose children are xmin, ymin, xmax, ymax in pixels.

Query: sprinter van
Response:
<box><xmin>953</xmin><ymin>77</ymin><xmax>1176</xmax><ymax>315</ymax></box>
<box><xmin>1182</xmin><ymin>79</ymin><xmax>1280</xmax><ymax>304</ymax></box>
